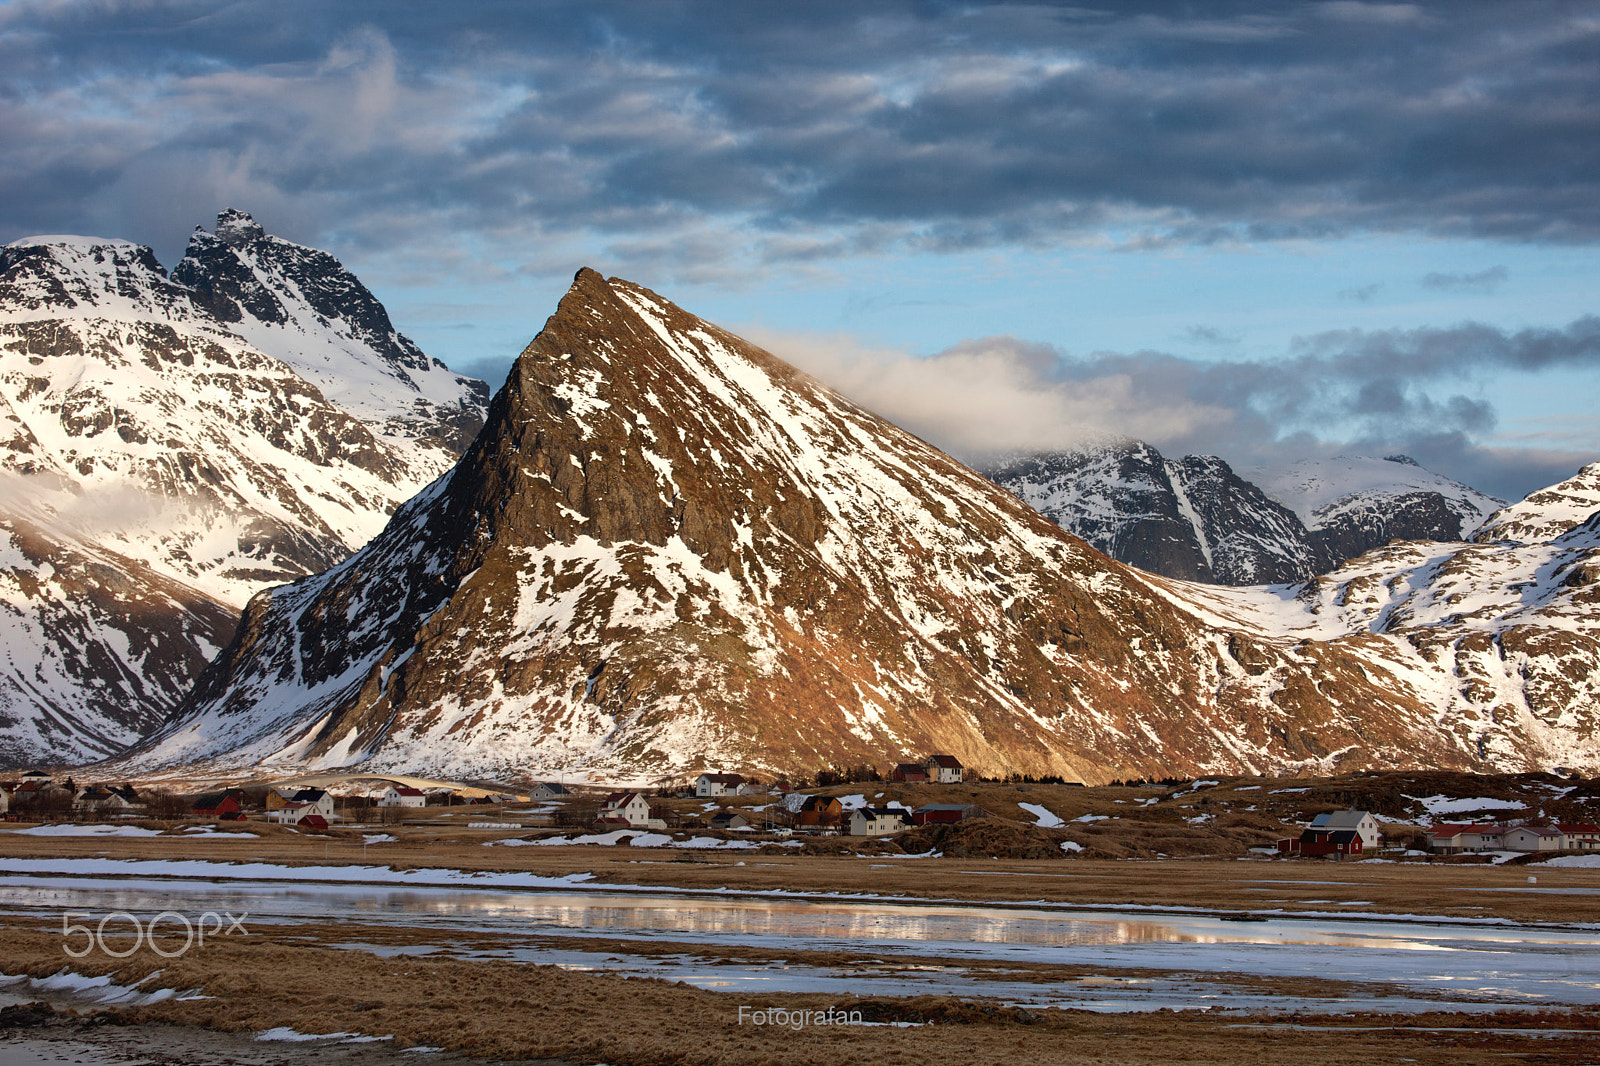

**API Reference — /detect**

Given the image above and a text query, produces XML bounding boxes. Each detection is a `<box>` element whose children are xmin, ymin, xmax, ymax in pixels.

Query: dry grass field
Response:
<box><xmin>4</xmin><ymin>769</ymin><xmax>1598</xmax><ymax>1063</ymax></box>
<box><xmin>4</xmin><ymin>916</ymin><xmax>1600</xmax><ymax>1066</ymax></box>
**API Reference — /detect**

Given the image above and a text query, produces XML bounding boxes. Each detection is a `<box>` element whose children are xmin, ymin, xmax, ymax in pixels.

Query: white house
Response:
<box><xmin>269</xmin><ymin>788</ymin><xmax>337</xmax><ymax>823</ymax></box>
<box><xmin>696</xmin><ymin>773</ymin><xmax>744</xmax><ymax>798</ymax></box>
<box><xmin>601</xmin><ymin>791</ymin><xmax>666</xmax><ymax>829</ymax></box>
<box><xmin>925</xmin><ymin>755</ymin><xmax>963</xmax><ymax>784</ymax></box>
<box><xmin>1559</xmin><ymin>823</ymin><xmax>1600</xmax><ymax>850</ymax></box>
<box><xmin>1503</xmin><ymin>825</ymin><xmax>1566</xmax><ymax>852</ymax></box>
<box><xmin>1310</xmin><ymin>810</ymin><xmax>1381</xmax><ymax>850</ymax></box>
<box><xmin>378</xmin><ymin>786</ymin><xmax>427</xmax><ymax>809</ymax></box>
<box><xmin>74</xmin><ymin>785</ymin><xmax>140</xmax><ymax>813</ymax></box>
<box><xmin>850</xmin><ymin>807</ymin><xmax>913</xmax><ymax>837</ymax></box>
<box><xmin>1428</xmin><ymin>823</ymin><xmax>1504</xmax><ymax>853</ymax></box>
<box><xmin>530</xmin><ymin>782</ymin><xmax>572</xmax><ymax>800</ymax></box>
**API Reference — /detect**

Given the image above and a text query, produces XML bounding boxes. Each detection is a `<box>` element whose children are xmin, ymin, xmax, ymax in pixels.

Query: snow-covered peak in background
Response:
<box><xmin>1473</xmin><ymin>461</ymin><xmax>1600</xmax><ymax>545</ymax></box>
<box><xmin>1251</xmin><ymin>455</ymin><xmax>1503</xmax><ymax>538</ymax></box>
<box><xmin>174</xmin><ymin>210</ymin><xmax>488</xmax><ymax>453</ymax></box>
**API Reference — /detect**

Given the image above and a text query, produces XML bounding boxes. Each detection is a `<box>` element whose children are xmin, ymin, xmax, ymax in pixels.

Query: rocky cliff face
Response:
<box><xmin>116</xmin><ymin>270</ymin><xmax>1597</xmax><ymax>784</ymax></box>
<box><xmin>0</xmin><ymin>216</ymin><xmax>489</xmax><ymax>766</ymax></box>
<box><xmin>983</xmin><ymin>442</ymin><xmax>1325</xmax><ymax>585</ymax></box>
<box><xmin>988</xmin><ymin>448</ymin><xmax>1505</xmax><ymax>587</ymax></box>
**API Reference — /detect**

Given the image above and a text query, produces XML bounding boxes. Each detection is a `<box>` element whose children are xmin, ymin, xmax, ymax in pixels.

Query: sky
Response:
<box><xmin>3</xmin><ymin>1</ymin><xmax>1598</xmax><ymax>501</ymax></box>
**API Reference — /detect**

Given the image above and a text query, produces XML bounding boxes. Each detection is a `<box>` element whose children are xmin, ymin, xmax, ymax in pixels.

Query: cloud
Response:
<box><xmin>2</xmin><ymin>3</ymin><xmax>1600</xmax><ymax>282</ymax></box>
<box><xmin>1339</xmin><ymin>282</ymin><xmax>1383</xmax><ymax>301</ymax></box>
<box><xmin>1421</xmin><ymin>265</ymin><xmax>1508</xmax><ymax>293</ymax></box>
<box><xmin>749</xmin><ymin>313</ymin><xmax>1600</xmax><ymax>501</ymax></box>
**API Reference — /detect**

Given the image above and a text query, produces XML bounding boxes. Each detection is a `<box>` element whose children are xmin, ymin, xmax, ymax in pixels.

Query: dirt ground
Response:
<box><xmin>3</xmin><ymin>918</ymin><xmax>1599</xmax><ymax>1066</ymax></box>
<box><xmin>5</xmin><ymin>769</ymin><xmax>1599</xmax><ymax>1063</ymax></box>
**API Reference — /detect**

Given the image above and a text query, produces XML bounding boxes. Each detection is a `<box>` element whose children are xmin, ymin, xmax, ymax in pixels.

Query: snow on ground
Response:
<box><xmin>493</xmin><ymin>830</ymin><xmax>799</xmax><ymax>850</ymax></box>
<box><xmin>1541</xmin><ymin>855</ymin><xmax>1600</xmax><ymax>868</ymax></box>
<box><xmin>3</xmin><ymin>824</ymin><xmax>165</xmax><ymax>838</ymax></box>
<box><xmin>1018</xmin><ymin>802</ymin><xmax>1064</xmax><ymax>828</ymax></box>
<box><xmin>1411</xmin><ymin>796</ymin><xmax>1529</xmax><ymax>816</ymax></box>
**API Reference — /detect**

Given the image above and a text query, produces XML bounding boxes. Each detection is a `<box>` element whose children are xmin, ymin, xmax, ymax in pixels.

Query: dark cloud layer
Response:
<box><xmin>1</xmin><ymin>1</ymin><xmax>1594</xmax><ymax>500</ymax></box>
<box><xmin>762</xmin><ymin>314</ymin><xmax>1600</xmax><ymax>501</ymax></box>
<box><xmin>3</xmin><ymin>1</ymin><xmax>1600</xmax><ymax>270</ymax></box>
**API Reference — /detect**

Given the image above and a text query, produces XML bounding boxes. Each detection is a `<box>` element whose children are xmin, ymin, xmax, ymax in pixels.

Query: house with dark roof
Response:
<box><xmin>695</xmin><ymin>773</ymin><xmax>745</xmax><ymax>798</ymax></box>
<box><xmin>911</xmin><ymin>803</ymin><xmax>987</xmax><ymax>826</ymax></box>
<box><xmin>850</xmin><ymin>807</ymin><xmax>913</xmax><ymax>836</ymax></box>
<box><xmin>925</xmin><ymin>755</ymin><xmax>964</xmax><ymax>784</ymax></box>
<box><xmin>192</xmin><ymin>790</ymin><xmax>245</xmax><ymax>820</ymax></box>
<box><xmin>531</xmin><ymin>782</ymin><xmax>573</xmax><ymax>800</ymax></box>
<box><xmin>888</xmin><ymin>763</ymin><xmax>928</xmax><ymax>783</ymax></box>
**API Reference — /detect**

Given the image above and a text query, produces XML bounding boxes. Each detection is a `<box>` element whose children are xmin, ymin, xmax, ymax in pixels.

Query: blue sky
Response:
<box><xmin>4</xmin><ymin>1</ymin><xmax>1598</xmax><ymax>500</ymax></box>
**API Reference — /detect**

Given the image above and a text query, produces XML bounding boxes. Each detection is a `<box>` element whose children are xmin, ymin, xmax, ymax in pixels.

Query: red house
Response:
<box><xmin>888</xmin><ymin>763</ymin><xmax>928</xmax><ymax>783</ymax></box>
<box><xmin>911</xmin><ymin>803</ymin><xmax>987</xmax><ymax>826</ymax></box>
<box><xmin>1277</xmin><ymin>828</ymin><xmax>1364</xmax><ymax>859</ymax></box>
<box><xmin>192</xmin><ymin>790</ymin><xmax>245</xmax><ymax>820</ymax></box>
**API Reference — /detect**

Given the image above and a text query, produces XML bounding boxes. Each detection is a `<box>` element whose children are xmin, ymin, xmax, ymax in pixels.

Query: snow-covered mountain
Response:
<box><xmin>1472</xmin><ymin>461</ymin><xmax>1600</xmax><ymax>545</ymax></box>
<box><xmin>1251</xmin><ymin>454</ymin><xmax>1504</xmax><ymax>562</ymax></box>
<box><xmin>1177</xmin><ymin>493</ymin><xmax>1600</xmax><ymax>773</ymax></box>
<box><xmin>0</xmin><ymin>213</ymin><xmax>489</xmax><ymax>766</ymax></box>
<box><xmin>110</xmin><ymin>271</ymin><xmax>1600</xmax><ymax>783</ymax></box>
<box><xmin>982</xmin><ymin>442</ymin><xmax>1323</xmax><ymax>585</ymax></box>
<box><xmin>986</xmin><ymin>447</ymin><xmax>1505</xmax><ymax>587</ymax></box>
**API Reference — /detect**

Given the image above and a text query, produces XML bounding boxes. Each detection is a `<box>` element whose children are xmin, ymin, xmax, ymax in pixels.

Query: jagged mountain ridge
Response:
<box><xmin>987</xmin><ymin>445</ymin><xmax>1505</xmax><ymax>587</ymax></box>
<box><xmin>0</xmin><ymin>214</ymin><xmax>489</xmax><ymax>766</ymax></box>
<box><xmin>981</xmin><ymin>442</ymin><xmax>1322</xmax><ymax>585</ymax></box>
<box><xmin>114</xmin><ymin>270</ymin><xmax>1595</xmax><ymax>784</ymax></box>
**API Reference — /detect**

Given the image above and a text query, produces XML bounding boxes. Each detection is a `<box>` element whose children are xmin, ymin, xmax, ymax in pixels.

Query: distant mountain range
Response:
<box><xmin>0</xmin><ymin>211</ymin><xmax>488</xmax><ymax>765</ymax></box>
<box><xmin>104</xmin><ymin>271</ymin><xmax>1600</xmax><ymax>783</ymax></box>
<box><xmin>982</xmin><ymin>444</ymin><xmax>1502</xmax><ymax>585</ymax></box>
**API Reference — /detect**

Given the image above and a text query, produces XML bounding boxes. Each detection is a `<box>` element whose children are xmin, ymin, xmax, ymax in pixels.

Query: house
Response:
<box><xmin>530</xmin><ymin>782</ymin><xmax>572</xmax><ymax>800</ymax></box>
<box><xmin>1427</xmin><ymin>823</ymin><xmax>1506</xmax><ymax>854</ymax></box>
<box><xmin>601</xmin><ymin>792</ymin><xmax>667</xmax><ymax>830</ymax></box>
<box><xmin>298</xmin><ymin>814</ymin><xmax>330</xmax><ymax>831</ymax></box>
<box><xmin>795</xmin><ymin>795</ymin><xmax>844</xmax><ymax>829</ymax></box>
<box><xmin>911</xmin><ymin>803</ymin><xmax>987</xmax><ymax>826</ymax></box>
<box><xmin>1558</xmin><ymin>823</ymin><xmax>1600</xmax><ymax>850</ymax></box>
<box><xmin>0</xmin><ymin>786</ymin><xmax>8</xmax><ymax>815</ymax></box>
<box><xmin>378</xmin><ymin>786</ymin><xmax>427</xmax><ymax>809</ymax></box>
<box><xmin>13</xmin><ymin>779</ymin><xmax>72</xmax><ymax>809</ymax></box>
<box><xmin>192</xmin><ymin>790</ymin><xmax>245</xmax><ymax>820</ymax></box>
<box><xmin>73</xmin><ymin>785</ymin><xmax>141</xmax><ymax>813</ymax></box>
<box><xmin>1503</xmin><ymin>825</ymin><xmax>1566</xmax><ymax>852</ymax></box>
<box><xmin>1278</xmin><ymin>827</ymin><xmax>1364</xmax><ymax>859</ymax></box>
<box><xmin>850</xmin><ymin>807</ymin><xmax>913</xmax><ymax>837</ymax></box>
<box><xmin>888</xmin><ymin>763</ymin><xmax>928</xmax><ymax>784</ymax></box>
<box><xmin>695</xmin><ymin>773</ymin><xmax>745</xmax><ymax>798</ymax></box>
<box><xmin>265</xmin><ymin>787</ymin><xmax>299</xmax><ymax>812</ymax></box>
<box><xmin>268</xmin><ymin>791</ymin><xmax>335</xmax><ymax>825</ymax></box>
<box><xmin>925</xmin><ymin>755</ymin><xmax>964</xmax><ymax>784</ymax></box>
<box><xmin>1309</xmin><ymin>810</ymin><xmax>1381</xmax><ymax>850</ymax></box>
<box><xmin>709</xmin><ymin>810</ymin><xmax>750</xmax><ymax>831</ymax></box>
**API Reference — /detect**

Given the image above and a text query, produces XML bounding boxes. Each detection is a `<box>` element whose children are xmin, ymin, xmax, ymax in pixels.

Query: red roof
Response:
<box><xmin>391</xmin><ymin>786</ymin><xmax>425</xmax><ymax>797</ymax></box>
<box><xmin>1557</xmin><ymin>823</ymin><xmax>1600</xmax><ymax>833</ymax></box>
<box><xmin>1428</xmin><ymin>823</ymin><xmax>1503</xmax><ymax>835</ymax></box>
<box><xmin>927</xmin><ymin>754</ymin><xmax>963</xmax><ymax>768</ymax></box>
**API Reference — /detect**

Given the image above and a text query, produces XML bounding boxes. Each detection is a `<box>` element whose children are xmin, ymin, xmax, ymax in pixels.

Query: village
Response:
<box><xmin>3</xmin><ymin>756</ymin><xmax>1598</xmax><ymax>863</ymax></box>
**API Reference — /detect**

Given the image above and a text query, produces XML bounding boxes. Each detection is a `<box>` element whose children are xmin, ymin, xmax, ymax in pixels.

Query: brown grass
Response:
<box><xmin>5</xmin><ymin>917</ymin><xmax>1598</xmax><ymax>1066</ymax></box>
